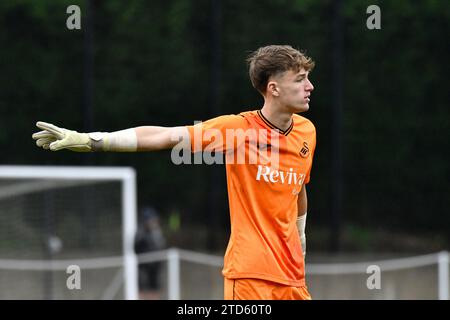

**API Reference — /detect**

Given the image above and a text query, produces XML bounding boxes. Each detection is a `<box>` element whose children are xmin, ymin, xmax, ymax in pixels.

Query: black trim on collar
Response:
<box><xmin>257</xmin><ymin>110</ymin><xmax>294</xmax><ymax>136</ymax></box>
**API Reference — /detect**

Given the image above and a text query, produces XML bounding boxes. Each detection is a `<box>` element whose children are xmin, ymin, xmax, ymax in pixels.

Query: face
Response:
<box><xmin>268</xmin><ymin>68</ymin><xmax>314</xmax><ymax>113</ymax></box>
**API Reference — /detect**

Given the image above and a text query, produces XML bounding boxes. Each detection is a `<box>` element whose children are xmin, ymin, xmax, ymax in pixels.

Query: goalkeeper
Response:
<box><xmin>32</xmin><ymin>45</ymin><xmax>315</xmax><ymax>300</ymax></box>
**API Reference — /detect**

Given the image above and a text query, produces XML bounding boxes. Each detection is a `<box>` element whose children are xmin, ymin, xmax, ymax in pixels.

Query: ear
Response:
<box><xmin>267</xmin><ymin>81</ymin><xmax>280</xmax><ymax>97</ymax></box>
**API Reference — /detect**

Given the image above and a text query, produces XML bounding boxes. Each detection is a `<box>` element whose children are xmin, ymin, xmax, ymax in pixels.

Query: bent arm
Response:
<box><xmin>297</xmin><ymin>185</ymin><xmax>307</xmax><ymax>217</ymax></box>
<box><xmin>297</xmin><ymin>185</ymin><xmax>308</xmax><ymax>256</ymax></box>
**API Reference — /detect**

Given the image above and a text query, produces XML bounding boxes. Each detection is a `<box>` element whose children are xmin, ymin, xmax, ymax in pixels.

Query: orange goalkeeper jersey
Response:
<box><xmin>186</xmin><ymin>110</ymin><xmax>316</xmax><ymax>286</ymax></box>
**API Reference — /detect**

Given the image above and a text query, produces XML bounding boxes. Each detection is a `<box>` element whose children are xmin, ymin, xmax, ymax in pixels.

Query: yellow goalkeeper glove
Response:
<box><xmin>32</xmin><ymin>121</ymin><xmax>138</xmax><ymax>152</ymax></box>
<box><xmin>32</xmin><ymin>121</ymin><xmax>92</xmax><ymax>152</ymax></box>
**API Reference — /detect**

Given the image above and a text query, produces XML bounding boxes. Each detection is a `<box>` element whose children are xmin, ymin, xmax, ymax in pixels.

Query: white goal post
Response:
<box><xmin>0</xmin><ymin>165</ymin><xmax>138</xmax><ymax>300</ymax></box>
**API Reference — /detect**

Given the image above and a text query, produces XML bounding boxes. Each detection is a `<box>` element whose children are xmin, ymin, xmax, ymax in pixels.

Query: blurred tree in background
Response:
<box><xmin>0</xmin><ymin>0</ymin><xmax>448</xmax><ymax>253</ymax></box>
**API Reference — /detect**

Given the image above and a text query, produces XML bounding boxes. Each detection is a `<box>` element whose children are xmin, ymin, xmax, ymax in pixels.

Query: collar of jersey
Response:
<box><xmin>257</xmin><ymin>110</ymin><xmax>294</xmax><ymax>136</ymax></box>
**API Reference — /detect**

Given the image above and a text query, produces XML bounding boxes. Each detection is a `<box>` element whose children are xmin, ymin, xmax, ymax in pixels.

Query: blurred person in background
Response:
<box><xmin>134</xmin><ymin>206</ymin><xmax>166</xmax><ymax>300</ymax></box>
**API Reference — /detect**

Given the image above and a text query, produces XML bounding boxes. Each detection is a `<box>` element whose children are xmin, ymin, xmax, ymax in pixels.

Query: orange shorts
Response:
<box><xmin>224</xmin><ymin>277</ymin><xmax>312</xmax><ymax>300</ymax></box>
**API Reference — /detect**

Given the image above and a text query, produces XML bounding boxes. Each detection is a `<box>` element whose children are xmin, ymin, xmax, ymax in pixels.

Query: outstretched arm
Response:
<box><xmin>134</xmin><ymin>126</ymin><xmax>190</xmax><ymax>151</ymax></box>
<box><xmin>297</xmin><ymin>185</ymin><xmax>308</xmax><ymax>256</ymax></box>
<box><xmin>32</xmin><ymin>121</ymin><xmax>190</xmax><ymax>152</ymax></box>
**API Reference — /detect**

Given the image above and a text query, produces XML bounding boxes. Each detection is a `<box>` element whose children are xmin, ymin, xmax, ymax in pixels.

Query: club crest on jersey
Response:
<box><xmin>299</xmin><ymin>141</ymin><xmax>309</xmax><ymax>158</ymax></box>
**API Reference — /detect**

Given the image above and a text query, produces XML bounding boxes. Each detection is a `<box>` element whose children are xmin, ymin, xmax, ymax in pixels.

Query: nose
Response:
<box><xmin>306</xmin><ymin>78</ymin><xmax>314</xmax><ymax>91</ymax></box>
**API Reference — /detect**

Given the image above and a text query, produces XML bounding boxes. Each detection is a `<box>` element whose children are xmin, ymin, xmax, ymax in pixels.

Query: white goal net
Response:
<box><xmin>0</xmin><ymin>165</ymin><xmax>138</xmax><ymax>300</ymax></box>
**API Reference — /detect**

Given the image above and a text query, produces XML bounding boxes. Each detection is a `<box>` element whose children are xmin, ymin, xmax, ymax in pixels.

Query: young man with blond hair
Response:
<box><xmin>32</xmin><ymin>45</ymin><xmax>316</xmax><ymax>300</ymax></box>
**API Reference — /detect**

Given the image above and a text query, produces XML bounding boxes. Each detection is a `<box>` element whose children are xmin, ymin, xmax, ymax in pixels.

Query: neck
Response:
<box><xmin>260</xmin><ymin>102</ymin><xmax>293</xmax><ymax>132</ymax></box>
